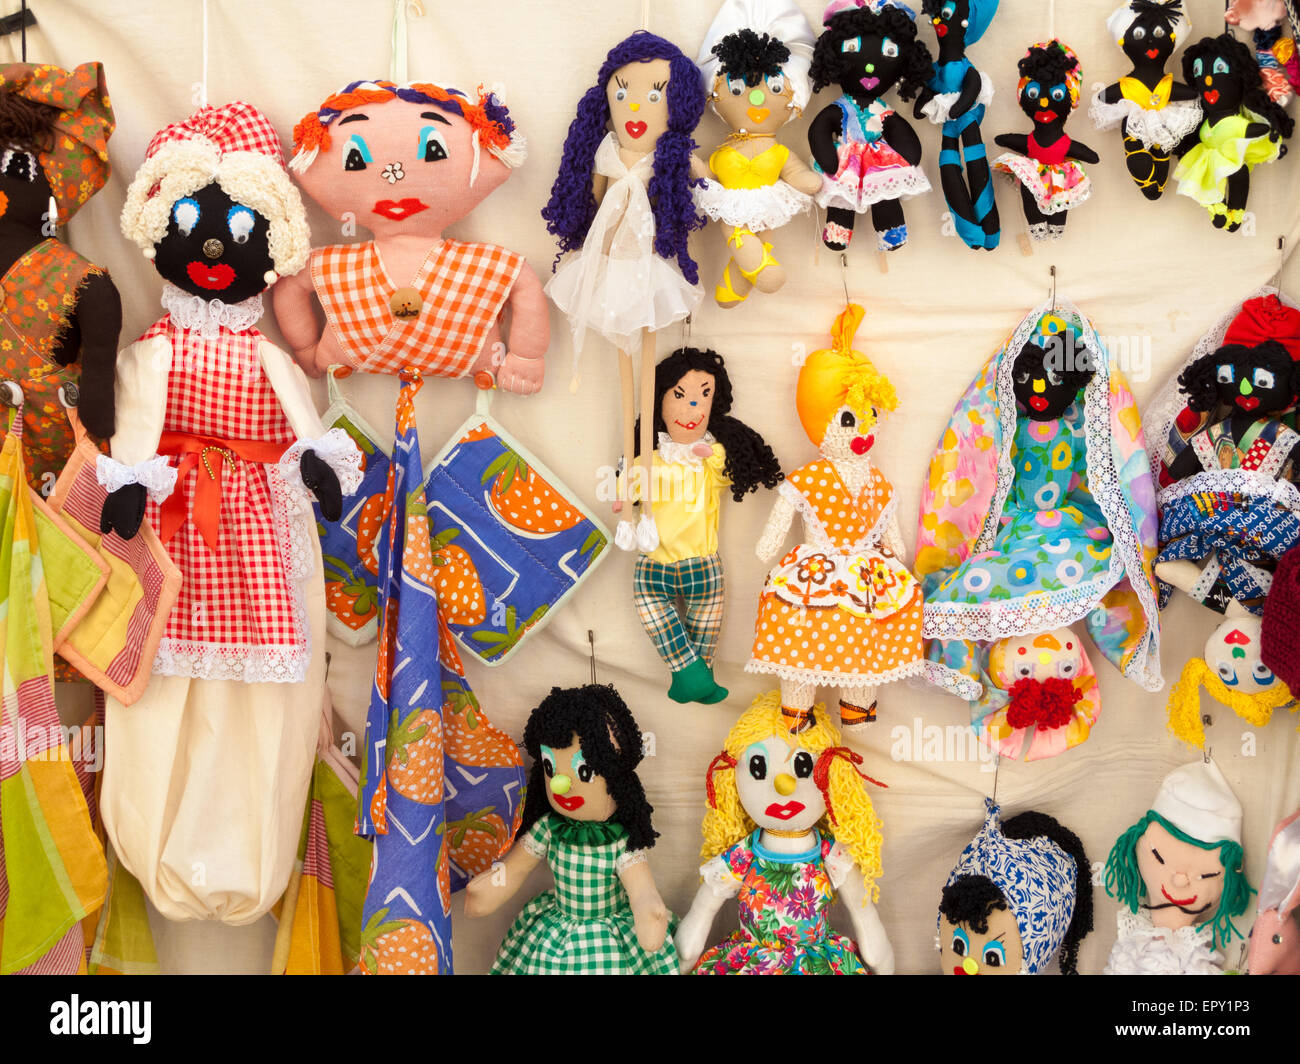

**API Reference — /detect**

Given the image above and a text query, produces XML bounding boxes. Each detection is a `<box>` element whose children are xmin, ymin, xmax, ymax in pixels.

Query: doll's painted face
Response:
<box><xmin>991</xmin><ymin>629</ymin><xmax>1083</xmax><ymax>687</ymax></box>
<box><xmin>820</xmin><ymin>404</ymin><xmax>878</xmax><ymax>460</ymax></box>
<box><xmin>1203</xmin><ymin>343</ymin><xmax>1296</xmax><ymax>415</ymax></box>
<box><xmin>1203</xmin><ymin>617</ymin><xmax>1281</xmax><ymax>695</ymax></box>
<box><xmin>1189</xmin><ymin>50</ymin><xmax>1246</xmax><ymax>114</ymax></box>
<box><xmin>662</xmin><ymin>369</ymin><xmax>715</xmax><ymax>445</ymax></box>
<box><xmin>1018</xmin><ymin>74</ymin><xmax>1072</xmax><ymax>125</ymax></box>
<box><xmin>608</xmin><ymin>59</ymin><xmax>672</xmax><ymax>152</ymax></box>
<box><xmin>939</xmin><ymin>907</ymin><xmax>1024</xmax><ymax>975</ymax></box>
<box><xmin>1012</xmin><ymin>332</ymin><xmax>1095</xmax><ymax>421</ymax></box>
<box><xmin>1137</xmin><ymin>821</ymin><xmax>1227</xmax><ymax>930</ymax></box>
<box><xmin>835</xmin><ymin>31</ymin><xmax>906</xmax><ymax>100</ymax></box>
<box><xmin>539</xmin><ymin>737</ymin><xmax>616</xmax><ymax>822</ymax></box>
<box><xmin>928</xmin><ymin>0</ymin><xmax>969</xmax><ymax>46</ymax></box>
<box><xmin>153</xmin><ymin>182</ymin><xmax>274</xmax><ymax>304</ymax></box>
<box><xmin>711</xmin><ymin>71</ymin><xmax>792</xmax><ymax>135</ymax></box>
<box><xmin>294</xmin><ymin>98</ymin><xmax>508</xmax><ymax>239</ymax></box>
<box><xmin>1120</xmin><ymin>13</ymin><xmax>1178</xmax><ymax>68</ymax></box>
<box><xmin>0</xmin><ymin>148</ymin><xmax>54</xmax><ymax>233</ymax></box>
<box><xmin>735</xmin><ymin>735</ymin><xmax>825</xmax><ymax>834</ymax></box>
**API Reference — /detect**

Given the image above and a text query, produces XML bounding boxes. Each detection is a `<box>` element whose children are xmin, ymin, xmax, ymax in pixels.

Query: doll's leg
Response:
<box><xmin>778</xmin><ymin>680</ymin><xmax>817</xmax><ymax>733</ymax></box>
<box><xmin>716</xmin><ymin>226</ymin><xmax>755</xmax><ymax>308</ymax></box>
<box><xmin>681</xmin><ymin>554</ymin><xmax>726</xmax><ymax>667</ymax></box>
<box><xmin>838</xmin><ymin>684</ymin><xmax>879</xmax><ymax>728</ymax></box>
<box><xmin>1122</xmin><ymin>128</ymin><xmax>1169</xmax><ymax>201</ymax></box>
<box><xmin>1020</xmin><ymin>187</ymin><xmax>1065</xmax><ymax>242</ymax></box>
<box><xmin>636</xmin><ymin>331</ymin><xmax>659</xmax><ymax>552</ymax></box>
<box><xmin>637</xmin><ymin>556</ymin><xmax>726</xmax><ymax>704</ymax></box>
<box><xmin>1218</xmin><ymin>169</ymin><xmax>1250</xmax><ymax>232</ymax></box>
<box><xmin>823</xmin><ymin>206</ymin><xmax>857</xmax><ymax>251</ymax></box>
<box><xmin>869</xmin><ymin>197</ymin><xmax>907</xmax><ymax>252</ymax></box>
<box><xmin>615</xmin><ymin>348</ymin><xmax>638</xmax><ymax>551</ymax></box>
<box><xmin>729</xmin><ymin>227</ymin><xmax>785</xmax><ymax>295</ymax></box>
<box><xmin>962</xmin><ymin>122</ymin><xmax>1000</xmax><ymax>239</ymax></box>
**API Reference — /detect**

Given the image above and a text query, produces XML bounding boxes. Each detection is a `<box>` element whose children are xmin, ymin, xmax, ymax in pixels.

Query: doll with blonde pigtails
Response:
<box><xmin>674</xmin><ymin>691</ymin><xmax>894</xmax><ymax>975</ymax></box>
<box><xmin>693</xmin><ymin>0</ymin><xmax>823</xmax><ymax>308</ymax></box>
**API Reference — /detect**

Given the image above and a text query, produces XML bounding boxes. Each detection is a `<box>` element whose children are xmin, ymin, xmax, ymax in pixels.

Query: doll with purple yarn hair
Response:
<box><xmin>542</xmin><ymin>30</ymin><xmax>708</xmax><ymax>553</ymax></box>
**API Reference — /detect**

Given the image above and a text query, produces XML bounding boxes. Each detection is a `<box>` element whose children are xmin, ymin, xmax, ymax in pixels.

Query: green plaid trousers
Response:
<box><xmin>633</xmin><ymin>552</ymin><xmax>725</xmax><ymax>672</ymax></box>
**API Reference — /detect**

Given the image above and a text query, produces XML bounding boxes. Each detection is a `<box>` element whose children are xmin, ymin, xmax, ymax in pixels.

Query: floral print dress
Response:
<box><xmin>693</xmin><ymin>829</ymin><xmax>867</xmax><ymax>975</ymax></box>
<box><xmin>926</xmin><ymin>401</ymin><xmax>1114</xmax><ymax>608</ymax></box>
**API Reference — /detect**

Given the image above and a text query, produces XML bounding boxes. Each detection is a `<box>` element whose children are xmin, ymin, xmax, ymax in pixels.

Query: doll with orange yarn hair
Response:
<box><xmin>674</xmin><ymin>690</ymin><xmax>894</xmax><ymax>974</ymax></box>
<box><xmin>746</xmin><ymin>305</ymin><xmax>937</xmax><ymax>730</ymax></box>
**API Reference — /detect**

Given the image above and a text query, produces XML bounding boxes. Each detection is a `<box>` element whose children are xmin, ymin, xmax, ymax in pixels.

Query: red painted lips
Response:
<box><xmin>373</xmin><ymin>198</ymin><xmax>429</xmax><ymax>220</ymax></box>
<box><xmin>1161</xmin><ymin>884</ymin><xmax>1197</xmax><ymax>907</ymax></box>
<box><xmin>1203</xmin><ymin>89</ymin><xmax>1220</xmax><ymax>106</ymax></box>
<box><xmin>1034</xmin><ymin>109</ymin><xmax>1057</xmax><ymax>123</ymax></box>
<box><xmin>765</xmin><ymin>800</ymin><xmax>805</xmax><ymax>821</ymax></box>
<box><xmin>1236</xmin><ymin>395</ymin><xmax>1260</xmax><ymax>411</ymax></box>
<box><xmin>553</xmin><ymin>793</ymin><xmax>585</xmax><ymax>812</ymax></box>
<box><xmin>850</xmin><ymin>435</ymin><xmax>874</xmax><ymax>455</ymax></box>
<box><xmin>1030</xmin><ymin>395</ymin><xmax>1050</xmax><ymax>412</ymax></box>
<box><xmin>625</xmin><ymin>121</ymin><xmax>648</xmax><ymax>139</ymax></box>
<box><xmin>186</xmin><ymin>261</ymin><xmax>235</xmax><ymax>291</ymax></box>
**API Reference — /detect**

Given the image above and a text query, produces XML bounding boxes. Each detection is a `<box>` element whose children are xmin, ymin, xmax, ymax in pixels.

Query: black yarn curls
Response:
<box><xmin>1178</xmin><ymin>340</ymin><xmax>1300</xmax><ymax>413</ymax></box>
<box><xmin>1128</xmin><ymin>0</ymin><xmax>1185</xmax><ymax>34</ymax></box>
<box><xmin>518</xmin><ymin>684</ymin><xmax>658</xmax><ymax>852</ymax></box>
<box><xmin>810</xmin><ymin>7</ymin><xmax>933</xmax><ymax>101</ymax></box>
<box><xmin>713</xmin><ymin>28</ymin><xmax>792</xmax><ymax>87</ymax></box>
<box><xmin>939</xmin><ymin>875</ymin><xmax>1008</xmax><ymax>935</ymax></box>
<box><xmin>1002</xmin><ymin>810</ymin><xmax>1093</xmax><ymax>977</ymax></box>
<box><xmin>634</xmin><ymin>347</ymin><xmax>783</xmax><ymax>502</ymax></box>
<box><xmin>1182</xmin><ymin>34</ymin><xmax>1295</xmax><ymax>143</ymax></box>
<box><xmin>1017</xmin><ymin>42</ymin><xmax>1080</xmax><ymax>87</ymax></box>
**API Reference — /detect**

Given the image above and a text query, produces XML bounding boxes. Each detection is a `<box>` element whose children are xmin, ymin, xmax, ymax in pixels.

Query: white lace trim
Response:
<box><xmin>657</xmin><ymin>431</ymin><xmax>715</xmax><ymax>467</ymax></box>
<box><xmin>694</xmin><ymin>178</ymin><xmax>812</xmax><ymax>232</ymax></box>
<box><xmin>940</xmin><ymin>297</ymin><xmax>1162</xmax><ymax>690</ymax></box>
<box><xmin>1104</xmin><ymin>909</ymin><xmax>1224</xmax><ymax>976</ymax></box>
<box><xmin>921</xmin><ymin>71</ymin><xmax>994</xmax><ymax>126</ymax></box>
<box><xmin>815</xmin><ymin>166</ymin><xmax>932</xmax><ymax>211</ymax></box>
<box><xmin>278</xmin><ymin>428</ymin><xmax>365</xmax><ymax>505</ymax></box>
<box><xmin>700</xmin><ymin>854</ymin><xmax>742</xmax><ymax>899</ymax></box>
<box><xmin>916</xmin><ymin>658</ymin><xmax>985</xmax><ymax>701</ymax></box>
<box><xmin>1026</xmin><ymin>221</ymin><xmax>1065</xmax><ymax>243</ymax></box>
<box><xmin>160</xmin><ymin>283</ymin><xmax>264</xmax><ymax>340</ymax></box>
<box><xmin>1157</xmin><ymin>467</ymin><xmax>1300</xmax><ymax>514</ymax></box>
<box><xmin>522</xmin><ymin>830</ymin><xmax>548</xmax><ymax>860</ymax></box>
<box><xmin>1089</xmin><ymin>90</ymin><xmax>1203</xmax><ymax>150</ymax></box>
<box><xmin>616</xmin><ymin>847</ymin><xmax>649</xmax><ymax>873</ymax></box>
<box><xmin>152</xmin><ymin>634</ymin><xmax>309</xmax><ymax>683</ymax></box>
<box><xmin>95</xmin><ymin>453</ymin><xmax>178</xmax><ymax>503</ymax></box>
<box><xmin>745</xmin><ymin>656</ymin><xmax>927</xmax><ymax>688</ymax></box>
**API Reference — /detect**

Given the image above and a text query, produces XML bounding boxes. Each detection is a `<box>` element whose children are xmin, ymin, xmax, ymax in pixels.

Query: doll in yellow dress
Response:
<box><xmin>747</xmin><ymin>305</ymin><xmax>935</xmax><ymax>730</ymax></box>
<box><xmin>694</xmin><ymin>0</ymin><xmax>824</xmax><ymax>307</ymax></box>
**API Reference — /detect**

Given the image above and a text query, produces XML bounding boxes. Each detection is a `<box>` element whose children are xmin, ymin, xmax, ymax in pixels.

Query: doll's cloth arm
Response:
<box><xmin>779</xmin><ymin>150</ymin><xmax>825</xmax><ymax>196</ymax></box>
<box><xmin>756</xmin><ymin>490</ymin><xmax>797</xmax><ymax>564</ymax></box>
<box><xmin>270</xmin><ymin>265</ymin><xmax>325</xmax><ymax>377</ymax></box>
<box><xmin>73</xmin><ymin>271</ymin><xmax>122</xmax><ymax>440</ymax></box>
<box><xmin>1065</xmin><ymin>139</ymin><xmax>1100</xmax><ymax>164</ymax></box>
<box><xmin>463</xmin><ymin>827</ymin><xmax>547</xmax><ymax>918</ymax></box>
<box><xmin>881</xmin><ymin>112</ymin><xmax>923</xmax><ymax>167</ymax></box>
<box><xmin>618</xmin><ymin>851</ymin><xmax>672</xmax><ymax>954</ymax></box>
<box><xmin>674</xmin><ymin>857</ymin><xmax>740</xmax><ymax>972</ymax></box>
<box><xmin>829</xmin><ymin>842</ymin><xmax>895</xmax><ymax>974</ymax></box>
<box><xmin>101</xmin><ymin>333</ymin><xmax>174</xmax><ymax>490</ymax></box>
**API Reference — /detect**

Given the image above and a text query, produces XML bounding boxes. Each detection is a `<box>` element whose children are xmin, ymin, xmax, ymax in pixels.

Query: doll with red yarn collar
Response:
<box><xmin>98</xmin><ymin>102</ymin><xmax>361</xmax><ymax>924</ymax></box>
<box><xmin>276</xmin><ymin>80</ymin><xmax>546</xmax><ymax>394</ymax></box>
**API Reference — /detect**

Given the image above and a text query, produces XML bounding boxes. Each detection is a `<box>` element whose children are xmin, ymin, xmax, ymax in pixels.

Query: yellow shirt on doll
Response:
<box><xmin>626</xmin><ymin>434</ymin><xmax>730</xmax><ymax>564</ymax></box>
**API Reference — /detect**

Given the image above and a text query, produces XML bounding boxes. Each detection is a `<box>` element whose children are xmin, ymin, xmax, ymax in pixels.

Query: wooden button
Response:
<box><xmin>389</xmin><ymin>286</ymin><xmax>422</xmax><ymax>319</ymax></box>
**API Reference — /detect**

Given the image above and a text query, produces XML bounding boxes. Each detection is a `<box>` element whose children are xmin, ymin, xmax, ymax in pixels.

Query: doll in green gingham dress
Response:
<box><xmin>467</xmin><ymin>685</ymin><xmax>679</xmax><ymax>974</ymax></box>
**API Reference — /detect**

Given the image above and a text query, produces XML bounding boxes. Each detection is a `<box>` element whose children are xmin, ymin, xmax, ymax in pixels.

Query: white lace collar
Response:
<box><xmin>658</xmin><ymin>431</ymin><xmax>714</xmax><ymax>466</ymax></box>
<box><xmin>162</xmin><ymin>283</ymin><xmax>264</xmax><ymax>339</ymax></box>
<box><xmin>1117</xmin><ymin>907</ymin><xmax>1216</xmax><ymax>947</ymax></box>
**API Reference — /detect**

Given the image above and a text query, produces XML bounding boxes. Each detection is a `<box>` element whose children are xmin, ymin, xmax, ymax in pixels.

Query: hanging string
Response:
<box><xmin>200</xmin><ymin>0</ymin><xmax>209</xmax><ymax>106</ymax></box>
<box><xmin>390</xmin><ymin>0</ymin><xmax>409</xmax><ymax>84</ymax></box>
<box><xmin>20</xmin><ymin>0</ymin><xmax>27</xmax><ymax>61</ymax></box>
<box><xmin>1048</xmin><ymin>0</ymin><xmax>1055</xmax><ymax>39</ymax></box>
<box><xmin>641</xmin><ymin>0</ymin><xmax>651</xmax><ymax>31</ymax></box>
<box><xmin>990</xmin><ymin>753</ymin><xmax>1001</xmax><ymax>805</ymax></box>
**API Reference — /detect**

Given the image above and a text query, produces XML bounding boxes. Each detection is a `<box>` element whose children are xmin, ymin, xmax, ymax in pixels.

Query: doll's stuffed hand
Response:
<box><xmin>673</xmin><ymin>912</ymin><xmax>711</xmax><ymax>972</ymax></box>
<box><xmin>300</xmin><ymin>449</ymin><xmax>343</xmax><ymax>521</ymax></box>
<box><xmin>634</xmin><ymin>897</ymin><xmax>670</xmax><ymax>954</ymax></box>
<box><xmin>100</xmin><ymin>484</ymin><xmax>147</xmax><ymax>540</ymax></box>
<box><xmin>495</xmin><ymin>351</ymin><xmax>545</xmax><ymax>396</ymax></box>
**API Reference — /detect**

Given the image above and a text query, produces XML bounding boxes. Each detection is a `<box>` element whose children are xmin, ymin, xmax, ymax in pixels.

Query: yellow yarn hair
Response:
<box><xmin>700</xmin><ymin>690</ymin><xmax>885</xmax><ymax>900</ymax></box>
<box><xmin>796</xmin><ymin>304</ymin><xmax>899</xmax><ymax>447</ymax></box>
<box><xmin>1166</xmin><ymin>657</ymin><xmax>1300</xmax><ymax>749</ymax></box>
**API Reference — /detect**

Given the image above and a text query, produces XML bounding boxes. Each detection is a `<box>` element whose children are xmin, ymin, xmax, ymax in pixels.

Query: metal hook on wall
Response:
<box><xmin>587</xmin><ymin>629</ymin><xmax>598</xmax><ymax>685</ymax></box>
<box><xmin>1050</xmin><ymin>264</ymin><xmax>1058</xmax><ymax>311</ymax></box>
<box><xmin>840</xmin><ymin>252</ymin><xmax>850</xmax><ymax>307</ymax></box>
<box><xmin>1271</xmin><ymin>235</ymin><xmax>1287</xmax><ymax>290</ymax></box>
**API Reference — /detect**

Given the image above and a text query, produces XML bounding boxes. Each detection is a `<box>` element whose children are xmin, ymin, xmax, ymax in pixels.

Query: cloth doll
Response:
<box><xmin>808</xmin><ymin>0</ymin><xmax>933</xmax><ymax>253</ymax></box>
<box><xmin>1104</xmin><ymin>760</ymin><xmax>1253</xmax><ymax>974</ymax></box>
<box><xmin>1166</xmin><ymin>616</ymin><xmax>1298</xmax><ymax>748</ymax></box>
<box><xmin>674</xmin><ymin>690</ymin><xmax>894</xmax><ymax>974</ymax></box>
<box><xmin>694</xmin><ymin>0</ymin><xmax>823</xmax><ymax>306</ymax></box>
<box><xmin>1263</xmin><ymin>541</ymin><xmax>1300</xmax><ymax>691</ymax></box>
<box><xmin>1148</xmin><ymin>293</ymin><xmax>1300</xmax><ymax>616</ymax></box>
<box><xmin>278</xmin><ymin>79</ymin><xmax>545</xmax><ymax>391</ymax></box>
<box><xmin>1173</xmin><ymin>33</ymin><xmax>1294</xmax><ymax>232</ymax></box>
<box><xmin>542</xmin><ymin>31</ymin><xmax>707</xmax><ymax>554</ymax></box>
<box><xmin>977</xmin><ymin>627</ymin><xmax>1102</xmax><ymax>761</ymax></box>
<box><xmin>465</xmin><ymin>684</ymin><xmax>679</xmax><ymax>975</ymax></box>
<box><xmin>938</xmin><ymin>800</ymin><xmax>1092</xmax><ymax>975</ymax></box>
<box><xmin>748</xmin><ymin>304</ymin><xmax>955</xmax><ymax>730</ymax></box>
<box><xmin>993</xmin><ymin>40</ymin><xmax>1099</xmax><ymax>243</ymax></box>
<box><xmin>914</xmin><ymin>0</ymin><xmax>1001</xmax><ymax>249</ymax></box>
<box><xmin>1247</xmin><ymin>809</ymin><xmax>1300</xmax><ymax>975</ymax></box>
<box><xmin>99</xmin><ymin>102</ymin><xmax>362</xmax><ymax>924</ymax></box>
<box><xmin>0</xmin><ymin>63</ymin><xmax>118</xmax><ymax>496</ymax></box>
<box><xmin>917</xmin><ymin>300</ymin><xmax>1163</xmax><ymax>697</ymax></box>
<box><xmin>1226</xmin><ymin>0</ymin><xmax>1300</xmax><ymax>106</ymax></box>
<box><xmin>624</xmin><ymin>347</ymin><xmax>781</xmax><ymax>705</ymax></box>
<box><xmin>1091</xmin><ymin>1</ymin><xmax>1201</xmax><ymax>201</ymax></box>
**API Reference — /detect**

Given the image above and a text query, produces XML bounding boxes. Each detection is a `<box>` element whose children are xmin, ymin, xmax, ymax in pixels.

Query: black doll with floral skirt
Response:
<box><xmin>993</xmin><ymin>40</ymin><xmax>1099</xmax><ymax>243</ymax></box>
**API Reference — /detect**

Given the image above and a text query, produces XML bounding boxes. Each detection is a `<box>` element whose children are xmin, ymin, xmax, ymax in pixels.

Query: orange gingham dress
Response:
<box><xmin>142</xmin><ymin>317</ymin><xmax>303</xmax><ymax>679</ymax></box>
<box><xmin>747</xmin><ymin>458</ymin><xmax>925</xmax><ymax>687</ymax></box>
<box><xmin>310</xmin><ymin>239</ymin><xmax>523</xmax><ymax>377</ymax></box>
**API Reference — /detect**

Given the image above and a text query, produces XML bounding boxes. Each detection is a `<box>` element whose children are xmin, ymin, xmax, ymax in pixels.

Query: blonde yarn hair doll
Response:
<box><xmin>674</xmin><ymin>691</ymin><xmax>895</xmax><ymax>974</ymax></box>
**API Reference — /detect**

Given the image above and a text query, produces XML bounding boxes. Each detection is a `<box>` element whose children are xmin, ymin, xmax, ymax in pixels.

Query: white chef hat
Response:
<box><xmin>1152</xmin><ymin>760</ymin><xmax>1243</xmax><ymax>846</ymax></box>
<box><xmin>696</xmin><ymin>0</ymin><xmax>817</xmax><ymax>112</ymax></box>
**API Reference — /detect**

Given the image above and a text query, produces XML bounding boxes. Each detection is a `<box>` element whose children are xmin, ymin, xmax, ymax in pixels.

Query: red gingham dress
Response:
<box><xmin>310</xmin><ymin>239</ymin><xmax>523</xmax><ymax>377</ymax></box>
<box><xmin>141</xmin><ymin>317</ymin><xmax>302</xmax><ymax>669</ymax></box>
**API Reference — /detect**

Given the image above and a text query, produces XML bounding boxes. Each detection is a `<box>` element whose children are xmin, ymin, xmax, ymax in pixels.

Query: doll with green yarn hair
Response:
<box><xmin>1103</xmin><ymin>760</ymin><xmax>1253</xmax><ymax>974</ymax></box>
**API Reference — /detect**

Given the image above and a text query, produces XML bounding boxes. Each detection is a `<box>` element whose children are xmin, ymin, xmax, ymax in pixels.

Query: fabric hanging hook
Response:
<box><xmin>390</xmin><ymin>0</ymin><xmax>424</xmax><ymax>84</ymax></box>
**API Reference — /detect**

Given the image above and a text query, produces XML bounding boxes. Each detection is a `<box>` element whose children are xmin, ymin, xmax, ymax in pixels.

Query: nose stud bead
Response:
<box><xmin>774</xmin><ymin>773</ymin><xmax>797</xmax><ymax>796</ymax></box>
<box><xmin>551</xmin><ymin>774</ymin><xmax>572</xmax><ymax>795</ymax></box>
<box><xmin>203</xmin><ymin>237</ymin><xmax>224</xmax><ymax>259</ymax></box>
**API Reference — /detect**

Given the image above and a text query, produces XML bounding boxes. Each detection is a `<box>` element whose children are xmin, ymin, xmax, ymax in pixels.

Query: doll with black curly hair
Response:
<box><xmin>938</xmin><ymin>801</ymin><xmax>1093</xmax><ymax>975</ymax></box>
<box><xmin>620</xmin><ymin>347</ymin><xmax>782</xmax><ymax>705</ymax></box>
<box><xmin>465</xmin><ymin>684</ymin><xmax>678</xmax><ymax>974</ymax></box>
<box><xmin>993</xmin><ymin>40</ymin><xmax>1099</xmax><ymax>243</ymax></box>
<box><xmin>693</xmin><ymin>0</ymin><xmax>823</xmax><ymax>307</ymax></box>
<box><xmin>808</xmin><ymin>0</ymin><xmax>933</xmax><ymax>253</ymax></box>
<box><xmin>1173</xmin><ymin>32</ymin><xmax>1294</xmax><ymax>232</ymax></box>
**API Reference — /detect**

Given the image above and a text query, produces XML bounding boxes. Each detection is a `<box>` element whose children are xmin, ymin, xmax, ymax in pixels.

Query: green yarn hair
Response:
<box><xmin>1104</xmin><ymin>810</ymin><xmax>1254</xmax><ymax>949</ymax></box>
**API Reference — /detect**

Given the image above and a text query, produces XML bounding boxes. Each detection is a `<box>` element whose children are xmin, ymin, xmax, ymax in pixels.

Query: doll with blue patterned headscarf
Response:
<box><xmin>938</xmin><ymin>799</ymin><xmax>1092</xmax><ymax>975</ymax></box>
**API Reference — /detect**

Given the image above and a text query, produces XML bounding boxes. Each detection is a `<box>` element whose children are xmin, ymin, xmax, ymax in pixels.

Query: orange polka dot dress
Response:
<box><xmin>748</xmin><ymin>458</ymin><xmax>925</xmax><ymax>687</ymax></box>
